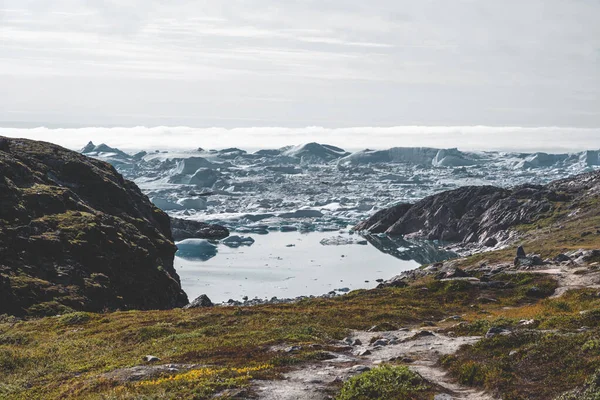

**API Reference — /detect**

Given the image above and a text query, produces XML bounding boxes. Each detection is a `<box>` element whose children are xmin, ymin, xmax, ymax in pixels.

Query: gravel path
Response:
<box><xmin>256</xmin><ymin>329</ymin><xmax>496</xmax><ymax>400</ymax></box>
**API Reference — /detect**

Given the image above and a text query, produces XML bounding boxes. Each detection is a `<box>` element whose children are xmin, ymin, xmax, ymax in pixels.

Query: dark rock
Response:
<box><xmin>386</xmin><ymin>278</ymin><xmax>408</xmax><ymax>288</ymax></box>
<box><xmin>555</xmin><ymin>253</ymin><xmax>572</xmax><ymax>262</ymax></box>
<box><xmin>171</xmin><ymin>218</ymin><xmax>229</xmax><ymax>241</ymax></box>
<box><xmin>355</xmin><ymin>183</ymin><xmax>566</xmax><ymax>243</ymax></box>
<box><xmin>367</xmin><ymin>322</ymin><xmax>398</xmax><ymax>332</ymax></box>
<box><xmin>526</xmin><ymin>286</ymin><xmax>547</xmax><ymax>298</ymax></box>
<box><xmin>483</xmin><ymin>237</ymin><xmax>498</xmax><ymax>247</ymax></box>
<box><xmin>444</xmin><ymin>268</ymin><xmax>470</xmax><ymax>279</ymax></box>
<box><xmin>372</xmin><ymin>339</ymin><xmax>389</xmax><ymax>347</ymax></box>
<box><xmin>531</xmin><ymin>255</ymin><xmax>545</xmax><ymax>266</ymax></box>
<box><xmin>403</xmin><ymin>330</ymin><xmax>435</xmax><ymax>342</ymax></box>
<box><xmin>184</xmin><ymin>294</ymin><xmax>214</xmax><ymax>309</ymax></box>
<box><xmin>354</xmin><ymin>203</ymin><xmax>413</xmax><ymax>233</ymax></box>
<box><xmin>516</xmin><ymin>246</ymin><xmax>527</xmax><ymax>258</ymax></box>
<box><xmin>144</xmin><ymin>355</ymin><xmax>161</xmax><ymax>363</ymax></box>
<box><xmin>0</xmin><ymin>137</ymin><xmax>188</xmax><ymax>317</ymax></box>
<box><xmin>485</xmin><ymin>327</ymin><xmax>510</xmax><ymax>338</ymax></box>
<box><xmin>285</xmin><ymin>346</ymin><xmax>302</xmax><ymax>353</ymax></box>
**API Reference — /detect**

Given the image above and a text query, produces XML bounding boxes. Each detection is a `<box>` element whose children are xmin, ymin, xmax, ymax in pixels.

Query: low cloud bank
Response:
<box><xmin>1</xmin><ymin>125</ymin><xmax>599</xmax><ymax>153</ymax></box>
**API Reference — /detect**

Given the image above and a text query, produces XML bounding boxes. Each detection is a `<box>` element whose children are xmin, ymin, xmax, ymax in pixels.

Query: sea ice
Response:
<box><xmin>320</xmin><ymin>236</ymin><xmax>368</xmax><ymax>246</ymax></box>
<box><xmin>221</xmin><ymin>235</ymin><xmax>256</xmax><ymax>248</ymax></box>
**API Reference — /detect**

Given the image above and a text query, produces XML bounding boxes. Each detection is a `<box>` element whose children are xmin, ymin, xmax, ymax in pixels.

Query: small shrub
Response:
<box><xmin>582</xmin><ymin>339</ymin><xmax>600</xmax><ymax>354</ymax></box>
<box><xmin>0</xmin><ymin>349</ymin><xmax>27</xmax><ymax>373</ymax></box>
<box><xmin>336</xmin><ymin>365</ymin><xmax>432</xmax><ymax>400</ymax></box>
<box><xmin>457</xmin><ymin>361</ymin><xmax>485</xmax><ymax>385</ymax></box>
<box><xmin>59</xmin><ymin>312</ymin><xmax>93</xmax><ymax>326</ymax></box>
<box><xmin>0</xmin><ymin>332</ymin><xmax>31</xmax><ymax>346</ymax></box>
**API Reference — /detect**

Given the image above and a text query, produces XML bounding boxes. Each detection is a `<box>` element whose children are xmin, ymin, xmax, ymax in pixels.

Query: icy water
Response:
<box><xmin>175</xmin><ymin>232</ymin><xmax>452</xmax><ymax>303</ymax></box>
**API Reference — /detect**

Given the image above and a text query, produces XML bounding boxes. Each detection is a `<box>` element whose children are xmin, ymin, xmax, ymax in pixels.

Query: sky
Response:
<box><xmin>0</xmin><ymin>1</ymin><xmax>599</xmax><ymax>151</ymax></box>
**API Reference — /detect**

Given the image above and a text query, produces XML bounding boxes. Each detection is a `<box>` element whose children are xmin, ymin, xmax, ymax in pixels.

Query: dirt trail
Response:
<box><xmin>255</xmin><ymin>261</ymin><xmax>600</xmax><ymax>400</ymax></box>
<box><xmin>527</xmin><ymin>263</ymin><xmax>600</xmax><ymax>297</ymax></box>
<box><xmin>256</xmin><ymin>329</ymin><xmax>495</xmax><ymax>400</ymax></box>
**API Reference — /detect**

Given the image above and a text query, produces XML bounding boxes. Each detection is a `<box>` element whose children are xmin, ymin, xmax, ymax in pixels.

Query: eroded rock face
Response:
<box><xmin>0</xmin><ymin>137</ymin><xmax>188</xmax><ymax>316</ymax></box>
<box><xmin>355</xmin><ymin>182</ymin><xmax>574</xmax><ymax>244</ymax></box>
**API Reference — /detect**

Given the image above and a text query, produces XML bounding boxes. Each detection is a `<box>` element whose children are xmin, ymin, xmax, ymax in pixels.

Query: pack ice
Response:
<box><xmin>81</xmin><ymin>141</ymin><xmax>600</xmax><ymax>235</ymax></box>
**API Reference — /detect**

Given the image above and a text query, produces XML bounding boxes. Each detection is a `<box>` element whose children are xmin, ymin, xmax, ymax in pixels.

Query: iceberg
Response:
<box><xmin>175</xmin><ymin>239</ymin><xmax>218</xmax><ymax>261</ymax></box>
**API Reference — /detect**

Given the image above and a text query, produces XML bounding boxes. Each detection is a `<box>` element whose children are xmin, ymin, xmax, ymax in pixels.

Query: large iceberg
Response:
<box><xmin>338</xmin><ymin>147</ymin><xmax>477</xmax><ymax>167</ymax></box>
<box><xmin>283</xmin><ymin>143</ymin><xmax>349</xmax><ymax>164</ymax></box>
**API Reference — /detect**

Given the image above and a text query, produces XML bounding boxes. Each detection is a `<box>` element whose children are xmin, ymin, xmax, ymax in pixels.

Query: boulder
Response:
<box><xmin>184</xmin><ymin>294</ymin><xmax>214</xmax><ymax>308</ymax></box>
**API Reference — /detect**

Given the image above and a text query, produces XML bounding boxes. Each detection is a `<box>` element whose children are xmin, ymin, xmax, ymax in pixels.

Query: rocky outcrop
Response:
<box><xmin>355</xmin><ymin>177</ymin><xmax>581</xmax><ymax>244</ymax></box>
<box><xmin>0</xmin><ymin>137</ymin><xmax>188</xmax><ymax>316</ymax></box>
<box><xmin>170</xmin><ymin>218</ymin><xmax>230</xmax><ymax>241</ymax></box>
<box><xmin>354</xmin><ymin>203</ymin><xmax>413</xmax><ymax>234</ymax></box>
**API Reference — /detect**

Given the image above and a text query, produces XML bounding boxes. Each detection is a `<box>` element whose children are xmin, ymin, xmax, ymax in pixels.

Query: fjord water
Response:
<box><xmin>174</xmin><ymin>231</ymin><xmax>454</xmax><ymax>303</ymax></box>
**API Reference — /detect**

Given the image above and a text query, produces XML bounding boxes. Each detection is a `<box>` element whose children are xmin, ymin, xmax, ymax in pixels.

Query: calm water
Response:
<box><xmin>175</xmin><ymin>232</ymin><xmax>453</xmax><ymax>303</ymax></box>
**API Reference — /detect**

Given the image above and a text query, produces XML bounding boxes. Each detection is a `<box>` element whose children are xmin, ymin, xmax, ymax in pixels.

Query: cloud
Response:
<box><xmin>1</xmin><ymin>125</ymin><xmax>599</xmax><ymax>154</ymax></box>
<box><xmin>0</xmin><ymin>1</ymin><xmax>599</xmax><ymax>127</ymax></box>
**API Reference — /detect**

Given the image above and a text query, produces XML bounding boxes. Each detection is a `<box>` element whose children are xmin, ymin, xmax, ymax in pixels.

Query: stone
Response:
<box><xmin>477</xmin><ymin>296</ymin><xmax>498</xmax><ymax>303</ymax></box>
<box><xmin>516</xmin><ymin>246</ymin><xmax>527</xmax><ymax>258</ymax></box>
<box><xmin>519</xmin><ymin>319</ymin><xmax>536</xmax><ymax>326</ymax></box>
<box><xmin>351</xmin><ymin>339</ymin><xmax>362</xmax><ymax>346</ymax></box>
<box><xmin>144</xmin><ymin>355</ymin><xmax>161</xmax><ymax>363</ymax></box>
<box><xmin>485</xmin><ymin>327</ymin><xmax>510</xmax><ymax>338</ymax></box>
<box><xmin>531</xmin><ymin>255</ymin><xmax>545</xmax><ymax>266</ymax></box>
<box><xmin>372</xmin><ymin>339</ymin><xmax>389</xmax><ymax>347</ymax></box>
<box><xmin>555</xmin><ymin>253</ymin><xmax>572</xmax><ymax>262</ymax></box>
<box><xmin>350</xmin><ymin>365</ymin><xmax>371</xmax><ymax>373</ymax></box>
<box><xmin>386</xmin><ymin>278</ymin><xmax>408</xmax><ymax>288</ymax></box>
<box><xmin>367</xmin><ymin>322</ymin><xmax>397</xmax><ymax>332</ymax></box>
<box><xmin>483</xmin><ymin>237</ymin><xmax>499</xmax><ymax>247</ymax></box>
<box><xmin>184</xmin><ymin>294</ymin><xmax>214</xmax><ymax>309</ymax></box>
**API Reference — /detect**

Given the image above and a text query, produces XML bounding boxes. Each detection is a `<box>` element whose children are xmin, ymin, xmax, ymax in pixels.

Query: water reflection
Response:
<box><xmin>362</xmin><ymin>234</ymin><xmax>457</xmax><ymax>265</ymax></box>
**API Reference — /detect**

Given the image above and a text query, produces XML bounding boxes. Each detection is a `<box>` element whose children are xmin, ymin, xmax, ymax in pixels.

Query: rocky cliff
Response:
<box><xmin>0</xmin><ymin>137</ymin><xmax>188</xmax><ymax>316</ymax></box>
<box><xmin>355</xmin><ymin>170</ymin><xmax>600</xmax><ymax>245</ymax></box>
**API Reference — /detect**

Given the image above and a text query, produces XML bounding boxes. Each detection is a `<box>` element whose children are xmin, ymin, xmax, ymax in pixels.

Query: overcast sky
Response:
<box><xmin>1</xmin><ymin>0</ymin><xmax>599</xmax><ymax>130</ymax></box>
